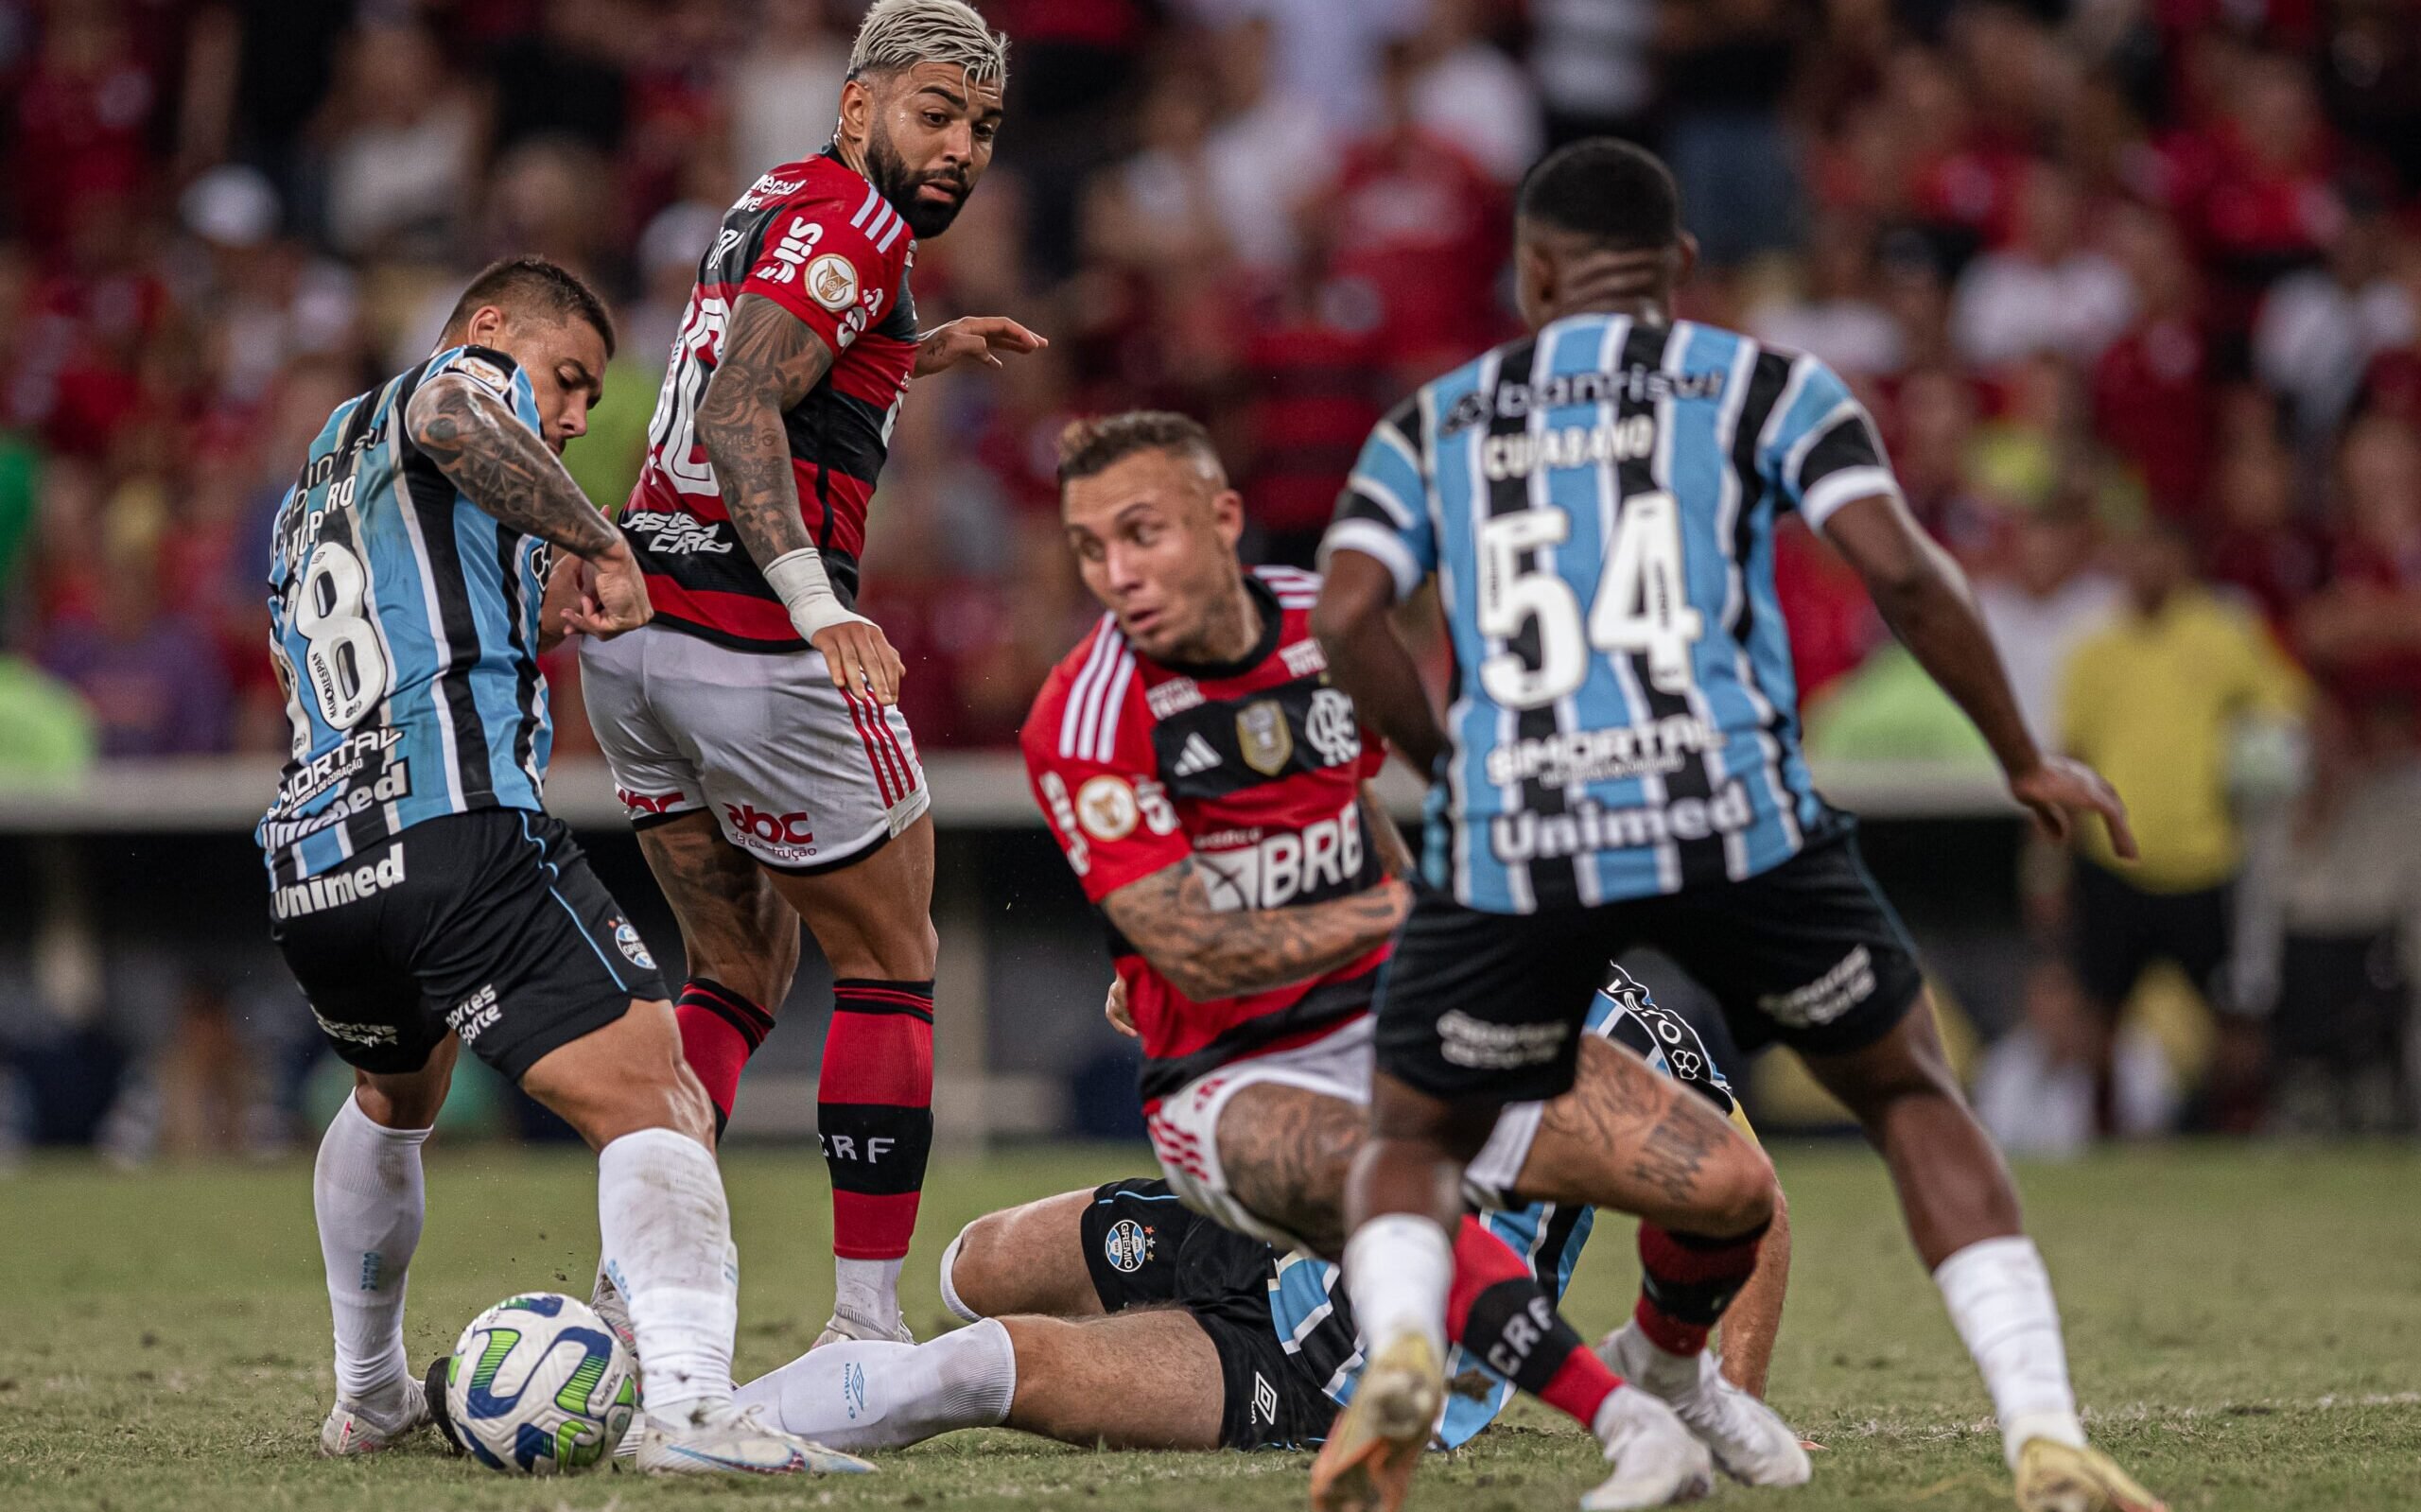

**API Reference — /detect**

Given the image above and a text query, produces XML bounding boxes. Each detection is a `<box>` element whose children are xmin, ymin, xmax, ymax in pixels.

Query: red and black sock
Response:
<box><xmin>819</xmin><ymin>979</ymin><xmax>935</xmax><ymax>1261</ymax></box>
<box><xmin>674</xmin><ymin>979</ymin><xmax>775</xmax><ymax>1139</ymax></box>
<box><xmin>1633</xmin><ymin>1221</ymin><xmax>1768</xmax><ymax>1355</ymax></box>
<box><xmin>1448</xmin><ymin>1214</ymin><xmax>1626</xmax><ymax>1429</ymax></box>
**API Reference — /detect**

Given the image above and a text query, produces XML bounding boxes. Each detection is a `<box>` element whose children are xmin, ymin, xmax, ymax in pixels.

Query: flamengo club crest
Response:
<box><xmin>1236</xmin><ymin>701</ymin><xmax>1294</xmax><ymax>775</ymax></box>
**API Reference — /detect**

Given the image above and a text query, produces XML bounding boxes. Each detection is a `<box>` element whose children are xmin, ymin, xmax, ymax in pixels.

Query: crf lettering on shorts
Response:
<box><xmin>447</xmin><ymin>983</ymin><xmax>501</xmax><ymax>1044</ymax></box>
<box><xmin>1437</xmin><ymin>1011</ymin><xmax>1566</xmax><ymax>1069</ymax></box>
<box><xmin>272</xmin><ymin>847</ymin><xmax>407</xmax><ymax>920</ymax></box>
<box><xmin>1487</xmin><ymin>778</ymin><xmax>1752</xmax><ymax>864</ymax></box>
<box><xmin>1190</xmin><ymin>796</ymin><xmax>1366</xmax><ymax>912</ymax></box>
<box><xmin>1484</xmin><ymin>715</ymin><xmax>1718</xmax><ymax>790</ymax></box>
<box><xmin>617</xmin><ymin>786</ymin><xmax>687</xmax><ymax>815</ymax></box>
<box><xmin>724</xmin><ymin>802</ymin><xmax>816</xmax><ymax>861</ymax></box>
<box><xmin>1755</xmin><ymin>946</ymin><xmax>1877</xmax><ymax>1028</ymax></box>
<box><xmin>819</xmin><ymin>1132</ymin><xmax>897</xmax><ymax>1165</ymax></box>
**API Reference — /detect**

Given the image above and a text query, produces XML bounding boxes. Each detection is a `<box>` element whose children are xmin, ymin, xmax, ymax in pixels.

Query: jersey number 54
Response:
<box><xmin>1476</xmin><ymin>492</ymin><xmax>1703</xmax><ymax>709</ymax></box>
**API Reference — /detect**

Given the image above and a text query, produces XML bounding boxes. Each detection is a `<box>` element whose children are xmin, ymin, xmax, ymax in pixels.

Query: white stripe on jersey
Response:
<box><xmin>1347</xmin><ymin>467</ymin><xmax>1419</xmax><ymax>530</ymax></box>
<box><xmin>1781</xmin><ymin>394</ymin><xmax>1863</xmax><ymax>490</ymax></box>
<box><xmin>1089</xmin><ymin>644</ymin><xmax>1138</xmax><ymax>762</ymax></box>
<box><xmin>875</xmin><ymin>211</ymin><xmax>906</xmax><ymax>254</ymax></box>
<box><xmin>850</xmin><ymin>183</ymin><xmax>882</xmax><ymax>229</ymax></box>
<box><xmin>1371</xmin><ymin>417</ymin><xmax>1423</xmax><ymax>484</ymax></box>
<box><xmin>1057</xmin><ymin>618</ymin><xmax>1120</xmax><ymax>758</ymax></box>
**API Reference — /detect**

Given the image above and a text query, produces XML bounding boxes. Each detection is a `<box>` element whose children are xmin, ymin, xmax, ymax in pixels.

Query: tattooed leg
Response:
<box><xmin>1514</xmin><ymin>1036</ymin><xmax>1777</xmax><ymax>1238</ymax></box>
<box><xmin>1213</xmin><ymin>1083</ymin><xmax>1368</xmax><ymax>1259</ymax></box>
<box><xmin>636</xmin><ymin>811</ymin><xmax>800</xmax><ymax>1010</ymax></box>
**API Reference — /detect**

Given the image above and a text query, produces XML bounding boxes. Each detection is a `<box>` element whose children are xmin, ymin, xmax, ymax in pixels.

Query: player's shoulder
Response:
<box><xmin>1020</xmin><ymin>614</ymin><xmax>1142</xmax><ymax>766</ymax></box>
<box><xmin>419</xmin><ymin>343</ymin><xmax>528</xmax><ymax>404</ymax></box>
<box><xmin>1251</xmin><ymin>563</ymin><xmax>1322</xmax><ymax>606</ymax></box>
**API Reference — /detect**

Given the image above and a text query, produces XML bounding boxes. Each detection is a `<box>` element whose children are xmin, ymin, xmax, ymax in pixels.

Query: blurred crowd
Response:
<box><xmin>5</xmin><ymin>0</ymin><xmax>2421</xmax><ymax>1147</ymax></box>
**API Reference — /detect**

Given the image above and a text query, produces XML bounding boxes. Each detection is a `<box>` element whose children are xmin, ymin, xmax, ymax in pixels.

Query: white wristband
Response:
<box><xmin>762</xmin><ymin>546</ymin><xmax>870</xmax><ymax>643</ymax></box>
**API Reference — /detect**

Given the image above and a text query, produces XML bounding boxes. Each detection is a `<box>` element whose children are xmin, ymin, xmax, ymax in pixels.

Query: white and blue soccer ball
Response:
<box><xmin>445</xmin><ymin>1293</ymin><xmax>636</xmax><ymax>1475</ymax></box>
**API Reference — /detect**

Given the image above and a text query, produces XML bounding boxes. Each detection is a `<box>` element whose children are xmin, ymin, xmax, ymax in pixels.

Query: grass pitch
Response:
<box><xmin>3</xmin><ymin>1141</ymin><xmax>2417</xmax><ymax>1511</ymax></box>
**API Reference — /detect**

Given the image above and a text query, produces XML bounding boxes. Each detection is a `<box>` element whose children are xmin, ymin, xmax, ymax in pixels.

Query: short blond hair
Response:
<box><xmin>849</xmin><ymin>0</ymin><xmax>1009</xmax><ymax>88</ymax></box>
<box><xmin>1056</xmin><ymin>411</ymin><xmax>1225</xmax><ymax>489</ymax></box>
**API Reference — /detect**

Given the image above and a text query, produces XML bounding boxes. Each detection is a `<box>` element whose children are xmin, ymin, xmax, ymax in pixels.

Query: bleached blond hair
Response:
<box><xmin>848</xmin><ymin>0</ymin><xmax>1009</xmax><ymax>88</ymax></box>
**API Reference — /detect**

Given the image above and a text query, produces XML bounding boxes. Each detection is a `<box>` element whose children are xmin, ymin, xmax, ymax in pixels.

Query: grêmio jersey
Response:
<box><xmin>1019</xmin><ymin>567</ymin><xmax>1390</xmax><ymax>1110</ymax></box>
<box><xmin>259</xmin><ymin>346</ymin><xmax>555</xmax><ymax>886</ymax></box>
<box><xmin>1270</xmin><ymin>970</ymin><xmax>1738</xmax><ymax>1450</ymax></box>
<box><xmin>626</xmin><ymin>148</ymin><xmax>918</xmax><ymax>651</ymax></box>
<box><xmin>1321</xmin><ymin>314</ymin><xmax>1900</xmax><ymax>915</ymax></box>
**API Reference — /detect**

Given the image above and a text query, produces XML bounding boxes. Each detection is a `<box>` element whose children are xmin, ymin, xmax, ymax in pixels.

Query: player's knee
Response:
<box><xmin>354</xmin><ymin>1065</ymin><xmax>449</xmax><ymax>1129</ymax></box>
<box><xmin>939</xmin><ymin>1215</ymin><xmax>999</xmax><ymax>1321</ymax></box>
<box><xmin>1701</xmin><ymin>1133</ymin><xmax>1780</xmax><ymax>1239</ymax></box>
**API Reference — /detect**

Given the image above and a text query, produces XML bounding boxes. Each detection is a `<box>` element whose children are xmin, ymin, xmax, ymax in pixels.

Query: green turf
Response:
<box><xmin>3</xmin><ymin>1142</ymin><xmax>2417</xmax><ymax>1510</ymax></box>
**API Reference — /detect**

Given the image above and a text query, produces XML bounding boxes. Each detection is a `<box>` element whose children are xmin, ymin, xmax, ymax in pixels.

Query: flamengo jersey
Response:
<box><xmin>259</xmin><ymin>346</ymin><xmax>553</xmax><ymax>886</ymax></box>
<box><xmin>1269</xmin><ymin>970</ymin><xmax>1736</xmax><ymax>1449</ymax></box>
<box><xmin>1323</xmin><ymin>314</ymin><xmax>1900</xmax><ymax>914</ymax></box>
<box><xmin>627</xmin><ymin>148</ymin><xmax>918</xmax><ymax>650</ymax></box>
<box><xmin>1020</xmin><ymin>567</ymin><xmax>1389</xmax><ymax>1107</ymax></box>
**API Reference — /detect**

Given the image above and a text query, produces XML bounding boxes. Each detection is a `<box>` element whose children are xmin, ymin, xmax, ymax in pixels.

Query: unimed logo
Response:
<box><xmin>273</xmin><ymin>848</ymin><xmax>406</xmax><ymax>919</ymax></box>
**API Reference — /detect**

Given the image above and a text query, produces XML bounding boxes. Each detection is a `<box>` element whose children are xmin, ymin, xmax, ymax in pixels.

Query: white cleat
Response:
<box><xmin>811</xmin><ymin>1308</ymin><xmax>914</xmax><ymax>1350</ymax></box>
<box><xmin>591</xmin><ymin>1267</ymin><xmax>645</xmax><ymax>1463</ymax></box>
<box><xmin>1583</xmin><ymin>1384</ymin><xmax>1716</xmax><ymax>1510</ymax></box>
<box><xmin>1603</xmin><ymin>1320</ymin><xmax>1812</xmax><ymax>1487</ymax></box>
<box><xmin>318</xmin><ymin>1376</ymin><xmax>430</xmax><ymax>1457</ymax></box>
<box><xmin>636</xmin><ymin>1401</ymin><xmax>876</xmax><ymax>1476</ymax></box>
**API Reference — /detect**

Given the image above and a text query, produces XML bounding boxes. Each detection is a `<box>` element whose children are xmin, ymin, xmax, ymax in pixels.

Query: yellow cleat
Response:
<box><xmin>1309</xmin><ymin>1331</ymin><xmax>1444</xmax><ymax>1512</ymax></box>
<box><xmin>2014</xmin><ymin>1438</ymin><xmax>2167</xmax><ymax>1512</ymax></box>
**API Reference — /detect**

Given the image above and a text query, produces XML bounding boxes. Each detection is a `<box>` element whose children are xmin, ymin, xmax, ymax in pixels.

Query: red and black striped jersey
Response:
<box><xmin>1019</xmin><ymin>566</ymin><xmax>1391</xmax><ymax>1108</ymax></box>
<box><xmin>626</xmin><ymin>149</ymin><xmax>918</xmax><ymax>651</ymax></box>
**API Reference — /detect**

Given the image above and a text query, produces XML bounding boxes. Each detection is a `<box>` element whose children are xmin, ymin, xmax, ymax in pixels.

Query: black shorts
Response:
<box><xmin>2071</xmin><ymin>859</ymin><xmax>2232</xmax><ymax>1015</ymax></box>
<box><xmin>1079</xmin><ymin>1178</ymin><xmax>1334</xmax><ymax>1451</ymax></box>
<box><xmin>270</xmin><ymin>808</ymin><xmax>668</xmax><ymax>1082</ymax></box>
<box><xmin>1375</xmin><ymin>818</ymin><xmax>1925</xmax><ymax>1104</ymax></box>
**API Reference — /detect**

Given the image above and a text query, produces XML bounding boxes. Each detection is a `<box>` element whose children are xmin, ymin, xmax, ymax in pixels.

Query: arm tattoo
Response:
<box><xmin>405</xmin><ymin>376</ymin><xmax>620</xmax><ymax>559</ymax></box>
<box><xmin>1627</xmin><ymin>1089</ymin><xmax>1724</xmax><ymax>1206</ymax></box>
<box><xmin>695</xmin><ymin>292</ymin><xmax>836</xmax><ymax>570</ymax></box>
<box><xmin>1100</xmin><ymin>861</ymin><xmax>1404</xmax><ymax>1003</ymax></box>
<box><xmin>1215</xmin><ymin>1084</ymin><xmax>1365</xmax><ymax>1259</ymax></box>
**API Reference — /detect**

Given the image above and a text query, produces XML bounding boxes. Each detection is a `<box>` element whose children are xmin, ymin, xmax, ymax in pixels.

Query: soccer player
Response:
<box><xmin>1016</xmin><ymin>412</ymin><xmax>1806</xmax><ymax>1509</ymax></box>
<box><xmin>732</xmin><ymin>972</ymin><xmax>1792</xmax><ymax>1457</ymax></box>
<box><xmin>580</xmin><ymin>0</ymin><xmax>1042</xmax><ymax>1347</ymax></box>
<box><xmin>265</xmin><ymin>257</ymin><xmax>861</xmax><ymax>1475</ymax></box>
<box><xmin>1314</xmin><ymin>140</ymin><xmax>2163</xmax><ymax>1512</ymax></box>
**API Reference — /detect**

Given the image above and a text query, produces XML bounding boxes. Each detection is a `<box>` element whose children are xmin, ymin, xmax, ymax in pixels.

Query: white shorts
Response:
<box><xmin>579</xmin><ymin>624</ymin><xmax>929</xmax><ymax>873</ymax></box>
<box><xmin>1143</xmin><ymin>1016</ymin><xmax>1552</xmax><ymax>1253</ymax></box>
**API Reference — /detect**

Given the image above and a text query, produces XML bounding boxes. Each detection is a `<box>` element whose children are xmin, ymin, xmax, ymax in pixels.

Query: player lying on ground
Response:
<box><xmin>1315</xmin><ymin>139</ymin><xmax>2162</xmax><ymax>1512</ymax></box>
<box><xmin>734</xmin><ymin>975</ymin><xmax>1792</xmax><ymax>1455</ymax></box>
<box><xmin>263</xmin><ymin>257</ymin><xmax>858</xmax><ymax>1476</ymax></box>
<box><xmin>1015</xmin><ymin>412</ymin><xmax>1806</xmax><ymax>1509</ymax></box>
<box><xmin>583</xmin><ymin>0</ymin><xmax>1044</xmax><ymax>1349</ymax></box>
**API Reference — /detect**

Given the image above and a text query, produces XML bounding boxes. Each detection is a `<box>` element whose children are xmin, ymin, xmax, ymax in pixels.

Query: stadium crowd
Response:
<box><xmin>5</xmin><ymin>0</ymin><xmax>2421</xmax><ymax>1148</ymax></box>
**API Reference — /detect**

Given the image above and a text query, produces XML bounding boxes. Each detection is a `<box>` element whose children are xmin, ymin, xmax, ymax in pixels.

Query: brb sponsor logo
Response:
<box><xmin>272</xmin><ymin>847</ymin><xmax>407</xmax><ymax>919</ymax></box>
<box><xmin>1190</xmin><ymin>797</ymin><xmax>1368</xmax><ymax>912</ymax></box>
<box><xmin>723</xmin><ymin>802</ymin><xmax>815</xmax><ymax>862</ymax></box>
<box><xmin>1488</xmin><ymin>778</ymin><xmax>1753</xmax><ymax>863</ymax></box>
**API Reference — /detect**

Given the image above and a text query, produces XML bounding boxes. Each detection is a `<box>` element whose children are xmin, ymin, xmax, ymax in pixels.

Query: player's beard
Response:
<box><xmin>866</xmin><ymin>125</ymin><xmax>972</xmax><ymax>239</ymax></box>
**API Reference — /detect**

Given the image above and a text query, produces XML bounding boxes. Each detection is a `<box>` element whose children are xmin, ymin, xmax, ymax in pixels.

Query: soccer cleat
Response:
<box><xmin>1602</xmin><ymin>1321</ymin><xmax>1811</xmax><ymax>1486</ymax></box>
<box><xmin>811</xmin><ymin>1308</ymin><xmax>914</xmax><ymax>1350</ymax></box>
<box><xmin>318</xmin><ymin>1374</ymin><xmax>429</xmax><ymax>1456</ymax></box>
<box><xmin>1583</xmin><ymin>1384</ymin><xmax>1716</xmax><ymax>1510</ymax></box>
<box><xmin>591</xmin><ymin>1267</ymin><xmax>644</xmax><ymax>1462</ymax></box>
<box><xmin>1308</xmin><ymin>1330</ymin><xmax>1443</xmax><ymax>1512</ymax></box>
<box><xmin>636</xmin><ymin>1400</ymin><xmax>876</xmax><ymax>1476</ymax></box>
<box><xmin>2014</xmin><ymin>1438</ymin><xmax>2167</xmax><ymax>1512</ymax></box>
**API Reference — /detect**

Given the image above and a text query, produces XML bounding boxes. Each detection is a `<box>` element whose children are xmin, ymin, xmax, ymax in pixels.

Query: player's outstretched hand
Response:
<box><xmin>562</xmin><ymin>542</ymin><xmax>653</xmax><ymax>640</ymax></box>
<box><xmin>812</xmin><ymin>617</ymin><xmax>907</xmax><ymax>706</ymax></box>
<box><xmin>1104</xmin><ymin>977</ymin><xmax>1137</xmax><ymax>1038</ymax></box>
<box><xmin>914</xmin><ymin>316</ymin><xmax>1048</xmax><ymax>377</ymax></box>
<box><xmin>2010</xmin><ymin>756</ymin><xmax>2138</xmax><ymax>860</ymax></box>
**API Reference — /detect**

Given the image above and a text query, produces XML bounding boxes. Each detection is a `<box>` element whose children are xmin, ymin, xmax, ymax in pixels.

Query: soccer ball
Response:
<box><xmin>444</xmin><ymin>1293</ymin><xmax>636</xmax><ymax>1475</ymax></box>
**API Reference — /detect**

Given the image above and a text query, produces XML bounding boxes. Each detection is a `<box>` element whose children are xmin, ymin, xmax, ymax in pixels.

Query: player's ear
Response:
<box><xmin>1211</xmin><ymin>488</ymin><xmax>1245</xmax><ymax>548</ymax></box>
<box><xmin>466</xmin><ymin>304</ymin><xmax>507</xmax><ymax>348</ymax></box>
<box><xmin>1672</xmin><ymin>233</ymin><xmax>1699</xmax><ymax>289</ymax></box>
<box><xmin>836</xmin><ymin>76</ymin><xmax>874</xmax><ymax>151</ymax></box>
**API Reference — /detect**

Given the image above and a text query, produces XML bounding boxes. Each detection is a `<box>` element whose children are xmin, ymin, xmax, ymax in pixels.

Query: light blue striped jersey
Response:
<box><xmin>258</xmin><ymin>345</ymin><xmax>556</xmax><ymax>883</ymax></box>
<box><xmin>1322</xmin><ymin>315</ymin><xmax>1898</xmax><ymax>913</ymax></box>
<box><xmin>1265</xmin><ymin>967</ymin><xmax>1733</xmax><ymax>1449</ymax></box>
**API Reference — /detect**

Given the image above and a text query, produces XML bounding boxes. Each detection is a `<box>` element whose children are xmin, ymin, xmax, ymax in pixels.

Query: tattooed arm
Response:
<box><xmin>404</xmin><ymin>374</ymin><xmax>649</xmax><ymax>637</ymax></box>
<box><xmin>1100</xmin><ymin>861</ymin><xmax>1413</xmax><ymax>1003</ymax></box>
<box><xmin>695</xmin><ymin>291</ymin><xmax>905</xmax><ymax>704</ymax></box>
<box><xmin>1361</xmin><ymin>780</ymin><xmax>1417</xmax><ymax>879</ymax></box>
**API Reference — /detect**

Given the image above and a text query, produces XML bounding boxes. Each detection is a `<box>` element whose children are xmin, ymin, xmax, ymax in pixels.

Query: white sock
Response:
<box><xmin>1341</xmin><ymin>1214</ymin><xmax>1452</xmax><ymax>1360</ymax></box>
<box><xmin>314</xmin><ymin>1093</ymin><xmax>429</xmax><ymax>1406</ymax></box>
<box><xmin>736</xmin><ymin>1317</ymin><xmax>1016</xmax><ymax>1451</ymax></box>
<box><xmin>937</xmin><ymin>1225</ymin><xmax>981</xmax><ymax>1322</ymax></box>
<box><xmin>834</xmin><ymin>1255</ymin><xmax>904</xmax><ymax>1332</ymax></box>
<box><xmin>1934</xmin><ymin>1236</ymin><xmax>2086</xmax><ymax>1469</ymax></box>
<box><xmin>599</xmin><ymin>1128</ymin><xmax>740</xmax><ymax>1424</ymax></box>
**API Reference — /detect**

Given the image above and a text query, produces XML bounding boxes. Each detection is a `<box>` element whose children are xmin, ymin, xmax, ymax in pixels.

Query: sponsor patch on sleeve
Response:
<box><xmin>805</xmin><ymin>252</ymin><xmax>861</xmax><ymax>313</ymax></box>
<box><xmin>441</xmin><ymin>351</ymin><xmax>516</xmax><ymax>402</ymax></box>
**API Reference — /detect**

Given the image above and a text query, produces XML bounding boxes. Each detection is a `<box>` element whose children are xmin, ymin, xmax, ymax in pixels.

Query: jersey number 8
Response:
<box><xmin>1476</xmin><ymin>492</ymin><xmax>1703</xmax><ymax>710</ymax></box>
<box><xmin>294</xmin><ymin>541</ymin><xmax>391</xmax><ymax>730</ymax></box>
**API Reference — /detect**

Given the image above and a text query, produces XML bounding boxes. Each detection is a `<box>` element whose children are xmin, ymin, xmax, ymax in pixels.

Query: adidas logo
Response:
<box><xmin>1172</xmin><ymin>734</ymin><xmax>1221</xmax><ymax>777</ymax></box>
